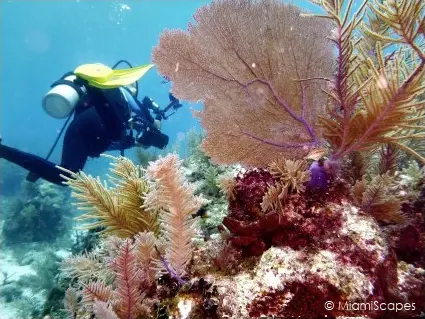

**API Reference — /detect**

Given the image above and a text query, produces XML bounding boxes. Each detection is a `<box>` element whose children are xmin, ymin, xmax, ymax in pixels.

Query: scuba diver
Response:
<box><xmin>0</xmin><ymin>61</ymin><xmax>183</xmax><ymax>186</ymax></box>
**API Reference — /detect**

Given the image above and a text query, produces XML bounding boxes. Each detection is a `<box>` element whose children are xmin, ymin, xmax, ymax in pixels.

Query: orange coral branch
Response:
<box><xmin>333</xmin><ymin>60</ymin><xmax>425</xmax><ymax>159</ymax></box>
<box><xmin>144</xmin><ymin>154</ymin><xmax>205</xmax><ymax>277</ymax></box>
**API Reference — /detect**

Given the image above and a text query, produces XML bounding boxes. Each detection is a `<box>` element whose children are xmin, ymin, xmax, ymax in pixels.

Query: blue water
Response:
<box><xmin>1</xmin><ymin>0</ymin><xmax>211</xmax><ymax>177</ymax></box>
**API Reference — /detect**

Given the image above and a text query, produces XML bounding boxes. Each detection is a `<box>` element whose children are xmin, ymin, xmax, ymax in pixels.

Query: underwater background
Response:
<box><xmin>1</xmin><ymin>0</ymin><xmax>424</xmax><ymax>318</ymax></box>
<box><xmin>0</xmin><ymin>0</ymin><xmax>363</xmax><ymax>184</ymax></box>
<box><xmin>1</xmin><ymin>0</ymin><xmax>211</xmax><ymax>178</ymax></box>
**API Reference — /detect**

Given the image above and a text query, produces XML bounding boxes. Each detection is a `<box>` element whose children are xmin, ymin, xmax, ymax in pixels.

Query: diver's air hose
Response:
<box><xmin>27</xmin><ymin>108</ymin><xmax>74</xmax><ymax>181</ymax></box>
<box><xmin>111</xmin><ymin>59</ymin><xmax>132</xmax><ymax>69</ymax></box>
<box><xmin>111</xmin><ymin>59</ymin><xmax>139</xmax><ymax>98</ymax></box>
<box><xmin>45</xmin><ymin>112</ymin><xmax>73</xmax><ymax>161</ymax></box>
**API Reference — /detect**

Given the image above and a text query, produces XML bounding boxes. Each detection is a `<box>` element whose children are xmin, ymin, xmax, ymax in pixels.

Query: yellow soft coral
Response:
<box><xmin>59</xmin><ymin>155</ymin><xmax>158</xmax><ymax>237</ymax></box>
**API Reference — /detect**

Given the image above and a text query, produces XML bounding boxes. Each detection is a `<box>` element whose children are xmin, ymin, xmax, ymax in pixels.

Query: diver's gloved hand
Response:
<box><xmin>109</xmin><ymin>135</ymin><xmax>135</xmax><ymax>151</ymax></box>
<box><xmin>121</xmin><ymin>135</ymin><xmax>136</xmax><ymax>148</ymax></box>
<box><xmin>142</xmin><ymin>96</ymin><xmax>159</xmax><ymax>110</ymax></box>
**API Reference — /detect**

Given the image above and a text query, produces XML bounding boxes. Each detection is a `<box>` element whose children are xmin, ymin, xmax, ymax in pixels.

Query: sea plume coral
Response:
<box><xmin>152</xmin><ymin>0</ymin><xmax>333</xmax><ymax>167</ymax></box>
<box><xmin>351</xmin><ymin>173</ymin><xmax>405</xmax><ymax>223</ymax></box>
<box><xmin>144</xmin><ymin>154</ymin><xmax>206</xmax><ymax>277</ymax></box>
<box><xmin>314</xmin><ymin>0</ymin><xmax>425</xmax><ymax>164</ymax></box>
<box><xmin>111</xmin><ymin>239</ymin><xmax>144</xmax><ymax>319</ymax></box>
<box><xmin>261</xmin><ymin>182</ymin><xmax>285</xmax><ymax>213</ymax></box>
<box><xmin>80</xmin><ymin>281</ymin><xmax>113</xmax><ymax>311</ymax></box>
<box><xmin>65</xmin><ymin>237</ymin><xmax>154</xmax><ymax>319</ymax></box>
<box><xmin>93</xmin><ymin>301</ymin><xmax>119</xmax><ymax>319</ymax></box>
<box><xmin>261</xmin><ymin>158</ymin><xmax>311</xmax><ymax>212</ymax></box>
<box><xmin>268</xmin><ymin>158</ymin><xmax>311</xmax><ymax>194</ymax></box>
<box><xmin>59</xmin><ymin>155</ymin><xmax>158</xmax><ymax>237</ymax></box>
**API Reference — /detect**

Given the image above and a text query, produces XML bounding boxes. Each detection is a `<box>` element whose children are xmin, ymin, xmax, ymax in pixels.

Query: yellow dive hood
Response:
<box><xmin>74</xmin><ymin>63</ymin><xmax>154</xmax><ymax>89</ymax></box>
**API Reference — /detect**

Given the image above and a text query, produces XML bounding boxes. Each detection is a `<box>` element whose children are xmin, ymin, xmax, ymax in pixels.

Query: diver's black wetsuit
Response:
<box><xmin>0</xmin><ymin>86</ymin><xmax>165</xmax><ymax>186</ymax></box>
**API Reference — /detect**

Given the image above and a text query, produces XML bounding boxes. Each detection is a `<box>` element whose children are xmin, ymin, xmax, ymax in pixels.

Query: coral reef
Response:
<box><xmin>60</xmin><ymin>154</ymin><xmax>207</xmax><ymax>318</ymax></box>
<box><xmin>70</xmin><ymin>227</ymin><xmax>103</xmax><ymax>255</ymax></box>
<box><xmin>48</xmin><ymin>0</ymin><xmax>425</xmax><ymax>318</ymax></box>
<box><xmin>0</xmin><ymin>245</ymin><xmax>72</xmax><ymax>319</ymax></box>
<box><xmin>183</xmin><ymin>130</ymin><xmax>234</xmax><ymax>237</ymax></box>
<box><xmin>184</xmin><ymin>130</ymin><xmax>226</xmax><ymax>198</ymax></box>
<box><xmin>222</xmin><ymin>167</ymin><xmax>342</xmax><ymax>256</ymax></box>
<box><xmin>1</xmin><ymin>180</ymin><xmax>72</xmax><ymax>246</ymax></box>
<box><xmin>385</xmin><ymin>185</ymin><xmax>425</xmax><ymax>268</ymax></box>
<box><xmin>56</xmin><ymin>154</ymin><xmax>425</xmax><ymax>319</ymax></box>
<box><xmin>216</xmin><ymin>167</ymin><xmax>424</xmax><ymax>318</ymax></box>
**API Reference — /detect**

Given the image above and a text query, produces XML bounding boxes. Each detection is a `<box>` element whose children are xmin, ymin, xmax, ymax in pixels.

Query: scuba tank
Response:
<box><xmin>41</xmin><ymin>61</ymin><xmax>152</xmax><ymax>119</ymax></box>
<box><xmin>42</xmin><ymin>74</ymin><xmax>87</xmax><ymax>119</ymax></box>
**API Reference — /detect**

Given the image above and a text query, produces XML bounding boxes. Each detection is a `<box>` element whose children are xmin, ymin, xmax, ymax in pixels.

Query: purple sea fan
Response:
<box><xmin>152</xmin><ymin>0</ymin><xmax>334</xmax><ymax>167</ymax></box>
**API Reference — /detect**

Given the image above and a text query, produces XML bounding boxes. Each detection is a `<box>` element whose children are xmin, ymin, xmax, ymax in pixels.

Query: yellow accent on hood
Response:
<box><xmin>74</xmin><ymin>63</ymin><xmax>154</xmax><ymax>89</ymax></box>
